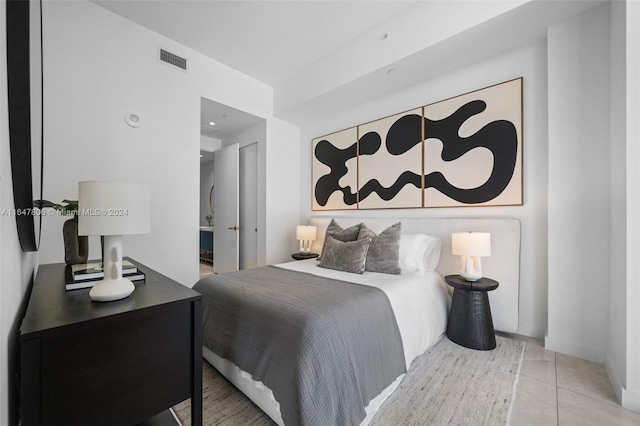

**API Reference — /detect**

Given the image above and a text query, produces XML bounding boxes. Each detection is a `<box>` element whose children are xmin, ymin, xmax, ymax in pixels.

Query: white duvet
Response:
<box><xmin>202</xmin><ymin>260</ymin><xmax>450</xmax><ymax>425</ymax></box>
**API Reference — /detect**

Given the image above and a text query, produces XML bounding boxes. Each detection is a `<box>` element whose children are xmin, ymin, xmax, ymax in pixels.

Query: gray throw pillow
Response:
<box><xmin>318</xmin><ymin>219</ymin><xmax>363</xmax><ymax>260</ymax></box>
<box><xmin>318</xmin><ymin>236</ymin><xmax>372</xmax><ymax>274</ymax></box>
<box><xmin>358</xmin><ymin>222</ymin><xmax>402</xmax><ymax>274</ymax></box>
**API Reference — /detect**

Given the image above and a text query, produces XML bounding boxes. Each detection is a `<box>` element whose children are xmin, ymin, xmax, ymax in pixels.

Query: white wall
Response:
<box><xmin>200</xmin><ymin>134</ymin><xmax>222</xmax><ymax>152</ymax></box>
<box><xmin>605</xmin><ymin>2</ymin><xmax>640</xmax><ymax>411</ymax></box>
<box><xmin>620</xmin><ymin>0</ymin><xmax>640</xmax><ymax>412</ymax></box>
<box><xmin>266</xmin><ymin>119</ymin><xmax>302</xmax><ymax>262</ymax></box>
<box><xmin>546</xmin><ymin>4</ymin><xmax>611</xmax><ymax>362</ymax></box>
<box><xmin>625</xmin><ymin>0</ymin><xmax>640</xmax><ymax>410</ymax></box>
<box><xmin>223</xmin><ymin>121</ymin><xmax>266</xmax><ymax>149</ymax></box>
<box><xmin>300</xmin><ymin>41</ymin><xmax>549</xmax><ymax>338</ymax></box>
<box><xmin>607</xmin><ymin>0</ymin><xmax>627</xmax><ymax>406</ymax></box>
<box><xmin>36</xmin><ymin>1</ymin><xmax>300</xmax><ymax>284</ymax></box>
<box><xmin>605</xmin><ymin>1</ymin><xmax>640</xmax><ymax>412</ymax></box>
<box><xmin>0</xmin><ymin>5</ymin><xmax>39</xmax><ymax>424</ymax></box>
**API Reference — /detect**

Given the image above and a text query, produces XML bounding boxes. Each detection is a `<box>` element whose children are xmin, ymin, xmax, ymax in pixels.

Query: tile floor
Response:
<box><xmin>505</xmin><ymin>333</ymin><xmax>640</xmax><ymax>425</ymax></box>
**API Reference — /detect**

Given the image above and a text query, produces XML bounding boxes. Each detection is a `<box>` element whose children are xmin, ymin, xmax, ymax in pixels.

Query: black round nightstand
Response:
<box><xmin>444</xmin><ymin>275</ymin><xmax>499</xmax><ymax>350</ymax></box>
<box><xmin>291</xmin><ymin>252</ymin><xmax>319</xmax><ymax>261</ymax></box>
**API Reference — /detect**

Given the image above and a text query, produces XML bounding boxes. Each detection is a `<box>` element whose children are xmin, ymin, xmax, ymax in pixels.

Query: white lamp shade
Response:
<box><xmin>451</xmin><ymin>232</ymin><xmax>491</xmax><ymax>257</ymax></box>
<box><xmin>78</xmin><ymin>181</ymin><xmax>150</xmax><ymax>236</ymax></box>
<box><xmin>296</xmin><ymin>225</ymin><xmax>317</xmax><ymax>241</ymax></box>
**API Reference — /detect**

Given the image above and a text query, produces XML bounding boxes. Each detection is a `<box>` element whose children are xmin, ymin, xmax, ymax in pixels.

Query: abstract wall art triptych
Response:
<box><xmin>312</xmin><ymin>78</ymin><xmax>523</xmax><ymax>210</ymax></box>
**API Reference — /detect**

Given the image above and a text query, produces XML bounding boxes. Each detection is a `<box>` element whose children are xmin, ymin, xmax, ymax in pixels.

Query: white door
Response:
<box><xmin>240</xmin><ymin>143</ymin><xmax>258</xmax><ymax>270</ymax></box>
<box><xmin>213</xmin><ymin>143</ymin><xmax>239</xmax><ymax>273</ymax></box>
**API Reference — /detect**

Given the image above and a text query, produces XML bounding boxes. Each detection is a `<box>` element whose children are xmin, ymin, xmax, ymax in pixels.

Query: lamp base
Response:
<box><xmin>459</xmin><ymin>255</ymin><xmax>483</xmax><ymax>281</ymax></box>
<box><xmin>89</xmin><ymin>277</ymin><xmax>135</xmax><ymax>302</ymax></box>
<box><xmin>460</xmin><ymin>271</ymin><xmax>482</xmax><ymax>282</ymax></box>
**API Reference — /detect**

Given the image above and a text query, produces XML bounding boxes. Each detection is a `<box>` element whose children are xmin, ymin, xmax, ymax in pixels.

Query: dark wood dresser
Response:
<box><xmin>19</xmin><ymin>258</ymin><xmax>202</xmax><ymax>426</ymax></box>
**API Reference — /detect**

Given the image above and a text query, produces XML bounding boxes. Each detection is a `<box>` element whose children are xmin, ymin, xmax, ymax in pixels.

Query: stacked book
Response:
<box><xmin>65</xmin><ymin>260</ymin><xmax>146</xmax><ymax>290</ymax></box>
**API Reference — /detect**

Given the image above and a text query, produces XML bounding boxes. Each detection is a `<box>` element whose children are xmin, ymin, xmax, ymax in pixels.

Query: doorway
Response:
<box><xmin>199</xmin><ymin>97</ymin><xmax>265</xmax><ymax>274</ymax></box>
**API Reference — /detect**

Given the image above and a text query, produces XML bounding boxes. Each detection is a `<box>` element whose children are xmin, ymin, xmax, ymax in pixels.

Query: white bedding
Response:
<box><xmin>203</xmin><ymin>259</ymin><xmax>450</xmax><ymax>425</ymax></box>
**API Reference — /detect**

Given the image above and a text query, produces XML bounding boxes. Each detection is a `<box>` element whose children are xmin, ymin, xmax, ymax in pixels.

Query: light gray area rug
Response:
<box><xmin>174</xmin><ymin>336</ymin><xmax>525</xmax><ymax>426</ymax></box>
<box><xmin>370</xmin><ymin>336</ymin><xmax>525</xmax><ymax>426</ymax></box>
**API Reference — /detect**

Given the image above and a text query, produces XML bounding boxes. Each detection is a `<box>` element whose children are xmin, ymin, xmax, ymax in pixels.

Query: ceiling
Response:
<box><xmin>93</xmin><ymin>0</ymin><xmax>417</xmax><ymax>86</ymax></box>
<box><xmin>199</xmin><ymin>97</ymin><xmax>264</xmax><ymax>163</ymax></box>
<box><xmin>200</xmin><ymin>97</ymin><xmax>264</xmax><ymax>140</ymax></box>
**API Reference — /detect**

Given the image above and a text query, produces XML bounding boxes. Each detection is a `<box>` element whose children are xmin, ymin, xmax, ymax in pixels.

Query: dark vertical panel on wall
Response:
<box><xmin>6</xmin><ymin>0</ymin><xmax>38</xmax><ymax>251</ymax></box>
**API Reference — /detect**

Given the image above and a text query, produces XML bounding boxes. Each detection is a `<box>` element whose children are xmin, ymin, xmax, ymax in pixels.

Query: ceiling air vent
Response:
<box><xmin>158</xmin><ymin>48</ymin><xmax>187</xmax><ymax>71</ymax></box>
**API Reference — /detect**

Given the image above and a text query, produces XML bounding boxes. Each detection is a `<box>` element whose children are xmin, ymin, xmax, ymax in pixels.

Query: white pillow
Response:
<box><xmin>399</xmin><ymin>234</ymin><xmax>427</xmax><ymax>271</ymax></box>
<box><xmin>423</xmin><ymin>234</ymin><xmax>442</xmax><ymax>271</ymax></box>
<box><xmin>399</xmin><ymin>233</ymin><xmax>442</xmax><ymax>272</ymax></box>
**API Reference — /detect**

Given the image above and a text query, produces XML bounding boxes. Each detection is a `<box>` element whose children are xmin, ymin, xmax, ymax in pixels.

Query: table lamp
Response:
<box><xmin>296</xmin><ymin>225</ymin><xmax>317</xmax><ymax>253</ymax></box>
<box><xmin>451</xmin><ymin>232</ymin><xmax>491</xmax><ymax>281</ymax></box>
<box><xmin>78</xmin><ymin>181</ymin><xmax>150</xmax><ymax>302</ymax></box>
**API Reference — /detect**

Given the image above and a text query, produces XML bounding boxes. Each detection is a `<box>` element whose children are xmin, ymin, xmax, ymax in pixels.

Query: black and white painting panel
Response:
<box><xmin>312</xmin><ymin>127</ymin><xmax>359</xmax><ymax>211</ymax></box>
<box><xmin>423</xmin><ymin>78</ymin><xmax>523</xmax><ymax>207</ymax></box>
<box><xmin>357</xmin><ymin>108</ymin><xmax>423</xmax><ymax>209</ymax></box>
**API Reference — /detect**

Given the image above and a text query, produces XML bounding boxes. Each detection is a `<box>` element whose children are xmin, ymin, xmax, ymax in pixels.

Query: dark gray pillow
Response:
<box><xmin>318</xmin><ymin>219</ymin><xmax>363</xmax><ymax>260</ymax></box>
<box><xmin>318</xmin><ymin>236</ymin><xmax>372</xmax><ymax>274</ymax></box>
<box><xmin>358</xmin><ymin>222</ymin><xmax>402</xmax><ymax>274</ymax></box>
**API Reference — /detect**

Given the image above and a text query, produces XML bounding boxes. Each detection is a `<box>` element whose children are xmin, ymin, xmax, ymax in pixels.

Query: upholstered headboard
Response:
<box><xmin>307</xmin><ymin>216</ymin><xmax>521</xmax><ymax>333</ymax></box>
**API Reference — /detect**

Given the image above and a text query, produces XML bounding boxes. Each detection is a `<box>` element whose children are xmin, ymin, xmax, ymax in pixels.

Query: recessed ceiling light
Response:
<box><xmin>209</xmin><ymin>121</ymin><xmax>215</xmax><ymax>126</ymax></box>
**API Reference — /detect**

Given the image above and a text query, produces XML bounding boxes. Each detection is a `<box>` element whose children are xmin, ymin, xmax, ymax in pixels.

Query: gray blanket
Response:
<box><xmin>194</xmin><ymin>265</ymin><xmax>406</xmax><ymax>426</ymax></box>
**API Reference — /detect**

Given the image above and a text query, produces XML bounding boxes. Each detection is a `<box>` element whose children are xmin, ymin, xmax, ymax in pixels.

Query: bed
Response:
<box><xmin>193</xmin><ymin>217</ymin><xmax>521</xmax><ymax>426</ymax></box>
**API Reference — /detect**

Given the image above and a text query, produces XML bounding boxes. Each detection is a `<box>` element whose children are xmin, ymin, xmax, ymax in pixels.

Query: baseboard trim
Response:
<box><xmin>607</xmin><ymin>361</ymin><xmax>640</xmax><ymax>413</ymax></box>
<box><xmin>605</xmin><ymin>357</ymin><xmax>624</xmax><ymax>403</ymax></box>
<box><xmin>621</xmin><ymin>387</ymin><xmax>640</xmax><ymax>413</ymax></box>
<box><xmin>544</xmin><ymin>334</ymin><xmax>605</xmax><ymax>363</ymax></box>
<box><xmin>516</xmin><ymin>322</ymin><xmax>543</xmax><ymax>339</ymax></box>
